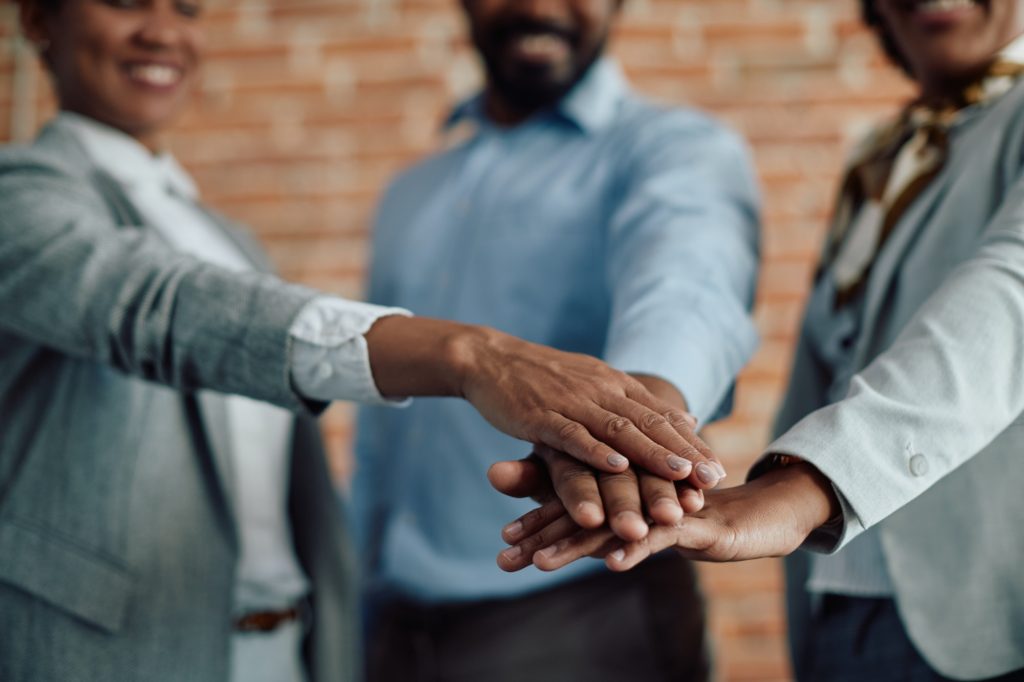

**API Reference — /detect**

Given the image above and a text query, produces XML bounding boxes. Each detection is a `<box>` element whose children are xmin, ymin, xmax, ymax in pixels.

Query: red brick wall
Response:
<box><xmin>0</xmin><ymin>1</ymin><xmax>915</xmax><ymax>679</ymax></box>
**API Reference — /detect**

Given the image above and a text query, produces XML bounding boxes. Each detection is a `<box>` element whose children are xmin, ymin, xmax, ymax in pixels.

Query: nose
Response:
<box><xmin>135</xmin><ymin>4</ymin><xmax>187</xmax><ymax>48</ymax></box>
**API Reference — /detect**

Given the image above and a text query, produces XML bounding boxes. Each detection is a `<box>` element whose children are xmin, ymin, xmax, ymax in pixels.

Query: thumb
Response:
<box><xmin>487</xmin><ymin>457</ymin><xmax>547</xmax><ymax>499</ymax></box>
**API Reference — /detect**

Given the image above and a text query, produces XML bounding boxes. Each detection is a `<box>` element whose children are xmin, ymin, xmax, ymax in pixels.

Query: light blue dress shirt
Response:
<box><xmin>353</xmin><ymin>60</ymin><xmax>761</xmax><ymax>603</ymax></box>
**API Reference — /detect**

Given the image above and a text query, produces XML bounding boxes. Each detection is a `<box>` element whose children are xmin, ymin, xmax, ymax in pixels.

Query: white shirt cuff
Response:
<box><xmin>288</xmin><ymin>296</ymin><xmax>412</xmax><ymax>405</ymax></box>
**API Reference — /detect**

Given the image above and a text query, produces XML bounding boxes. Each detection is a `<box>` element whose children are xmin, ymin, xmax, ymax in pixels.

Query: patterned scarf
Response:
<box><xmin>825</xmin><ymin>43</ymin><xmax>1024</xmax><ymax>307</ymax></box>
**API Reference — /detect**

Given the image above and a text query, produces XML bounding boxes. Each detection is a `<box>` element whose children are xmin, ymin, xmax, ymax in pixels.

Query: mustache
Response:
<box><xmin>487</xmin><ymin>18</ymin><xmax>579</xmax><ymax>46</ymax></box>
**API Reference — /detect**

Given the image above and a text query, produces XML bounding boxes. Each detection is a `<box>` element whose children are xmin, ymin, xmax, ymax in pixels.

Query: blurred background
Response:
<box><xmin>0</xmin><ymin>0</ymin><xmax>915</xmax><ymax>679</ymax></box>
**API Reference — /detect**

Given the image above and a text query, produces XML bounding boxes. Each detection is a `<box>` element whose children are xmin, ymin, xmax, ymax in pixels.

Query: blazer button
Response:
<box><xmin>909</xmin><ymin>454</ymin><xmax>929</xmax><ymax>477</ymax></box>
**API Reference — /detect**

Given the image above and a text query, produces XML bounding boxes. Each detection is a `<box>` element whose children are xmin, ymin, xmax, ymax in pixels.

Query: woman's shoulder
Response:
<box><xmin>0</xmin><ymin>126</ymin><xmax>110</xmax><ymax>216</ymax></box>
<box><xmin>0</xmin><ymin>124</ymin><xmax>93</xmax><ymax>182</ymax></box>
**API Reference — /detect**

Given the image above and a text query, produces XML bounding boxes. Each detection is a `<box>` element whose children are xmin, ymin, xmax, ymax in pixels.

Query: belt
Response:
<box><xmin>234</xmin><ymin>604</ymin><xmax>305</xmax><ymax>634</ymax></box>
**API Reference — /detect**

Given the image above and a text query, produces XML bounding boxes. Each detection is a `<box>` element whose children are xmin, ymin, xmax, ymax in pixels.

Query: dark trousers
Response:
<box><xmin>365</xmin><ymin>553</ymin><xmax>709</xmax><ymax>682</ymax></box>
<box><xmin>801</xmin><ymin>595</ymin><xmax>1024</xmax><ymax>682</ymax></box>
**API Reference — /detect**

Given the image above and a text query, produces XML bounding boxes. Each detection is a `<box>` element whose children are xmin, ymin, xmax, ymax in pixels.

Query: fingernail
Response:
<box><xmin>578</xmin><ymin>502</ymin><xmax>602</xmax><ymax>521</ymax></box>
<box><xmin>696</xmin><ymin>462</ymin><xmax>720</xmax><ymax>485</ymax></box>
<box><xmin>502</xmin><ymin>521</ymin><xmax>524</xmax><ymax>541</ymax></box>
<box><xmin>609</xmin><ymin>549</ymin><xmax>626</xmax><ymax>563</ymax></box>
<box><xmin>713</xmin><ymin>462</ymin><xmax>728</xmax><ymax>479</ymax></box>
<box><xmin>501</xmin><ymin>545</ymin><xmax>522</xmax><ymax>561</ymax></box>
<box><xmin>536</xmin><ymin>544</ymin><xmax>559</xmax><ymax>560</ymax></box>
<box><xmin>668</xmin><ymin>455</ymin><xmax>692</xmax><ymax>475</ymax></box>
<box><xmin>607</xmin><ymin>453</ymin><xmax>628</xmax><ymax>468</ymax></box>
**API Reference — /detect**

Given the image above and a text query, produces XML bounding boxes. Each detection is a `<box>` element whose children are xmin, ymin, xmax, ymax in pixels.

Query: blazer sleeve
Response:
<box><xmin>761</xmin><ymin>169</ymin><xmax>1024</xmax><ymax>550</ymax></box>
<box><xmin>0</xmin><ymin>147</ymin><xmax>321</xmax><ymax>412</ymax></box>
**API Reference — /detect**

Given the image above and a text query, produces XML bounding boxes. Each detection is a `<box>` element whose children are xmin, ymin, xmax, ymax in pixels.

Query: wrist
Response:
<box><xmin>365</xmin><ymin>316</ymin><xmax>488</xmax><ymax>398</ymax></box>
<box><xmin>759</xmin><ymin>461</ymin><xmax>841</xmax><ymax>538</ymax></box>
<box><xmin>437</xmin><ymin>322</ymin><xmax>499</xmax><ymax>399</ymax></box>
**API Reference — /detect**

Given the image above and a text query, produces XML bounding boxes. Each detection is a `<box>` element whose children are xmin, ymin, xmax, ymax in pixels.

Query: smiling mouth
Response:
<box><xmin>126</xmin><ymin>63</ymin><xmax>184</xmax><ymax>89</ymax></box>
<box><xmin>906</xmin><ymin>0</ymin><xmax>984</xmax><ymax>14</ymax></box>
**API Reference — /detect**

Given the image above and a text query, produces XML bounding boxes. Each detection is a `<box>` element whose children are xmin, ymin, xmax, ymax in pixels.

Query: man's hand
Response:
<box><xmin>366</xmin><ymin>316</ymin><xmax>723</xmax><ymax>480</ymax></box>
<box><xmin>489</xmin><ymin>448</ymin><xmax>709</xmax><ymax>547</ymax></box>
<box><xmin>493</xmin><ymin>461</ymin><xmax>841</xmax><ymax>572</ymax></box>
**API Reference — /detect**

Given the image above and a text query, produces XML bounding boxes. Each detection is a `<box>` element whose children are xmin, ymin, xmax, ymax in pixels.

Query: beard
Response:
<box><xmin>474</xmin><ymin>16</ymin><xmax>610</xmax><ymax>113</ymax></box>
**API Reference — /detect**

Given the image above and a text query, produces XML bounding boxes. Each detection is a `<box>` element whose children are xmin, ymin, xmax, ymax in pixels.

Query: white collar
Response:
<box><xmin>1000</xmin><ymin>33</ymin><xmax>1024</xmax><ymax>65</ymax></box>
<box><xmin>54</xmin><ymin>111</ymin><xmax>198</xmax><ymax>200</ymax></box>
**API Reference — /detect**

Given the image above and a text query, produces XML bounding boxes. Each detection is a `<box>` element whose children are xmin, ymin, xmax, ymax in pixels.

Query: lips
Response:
<box><xmin>124</xmin><ymin>62</ymin><xmax>184</xmax><ymax>89</ymax></box>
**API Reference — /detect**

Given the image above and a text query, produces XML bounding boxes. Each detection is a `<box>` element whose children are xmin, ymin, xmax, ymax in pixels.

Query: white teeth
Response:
<box><xmin>916</xmin><ymin>0</ymin><xmax>978</xmax><ymax>14</ymax></box>
<box><xmin>129</xmin><ymin>64</ymin><xmax>181</xmax><ymax>87</ymax></box>
<box><xmin>516</xmin><ymin>34</ymin><xmax>567</xmax><ymax>55</ymax></box>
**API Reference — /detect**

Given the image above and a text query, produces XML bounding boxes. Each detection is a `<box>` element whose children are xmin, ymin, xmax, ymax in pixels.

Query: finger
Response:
<box><xmin>500</xmin><ymin>500</ymin><xmax>565</xmax><ymax>545</ymax></box>
<box><xmin>639</xmin><ymin>470</ymin><xmax>683</xmax><ymax>525</ymax></box>
<box><xmin>604</xmin><ymin>524</ymin><xmax>681</xmax><ymax>572</ymax></box>
<box><xmin>487</xmin><ymin>457</ymin><xmax>551</xmax><ymax>500</ymax></box>
<box><xmin>497</xmin><ymin>512</ymin><xmax>578</xmax><ymax>572</ymax></box>
<box><xmin>592</xmin><ymin>396</ymin><xmax>718</xmax><ymax>484</ymax></box>
<box><xmin>658</xmin><ymin>517</ymin><xmax>731</xmax><ymax>562</ymax></box>
<box><xmin>535</xmin><ymin>446</ymin><xmax>604</xmax><ymax>529</ymax></box>
<box><xmin>537</xmin><ymin>411</ymin><xmax>630</xmax><ymax>474</ymax></box>
<box><xmin>531</xmin><ymin>527</ymin><xmax>623</xmax><ymax>572</ymax></box>
<box><xmin>621</xmin><ymin>387</ymin><xmax>728</xmax><ymax>486</ymax></box>
<box><xmin>597</xmin><ymin>468</ymin><xmax>649</xmax><ymax>542</ymax></box>
<box><xmin>678</xmin><ymin>485</ymin><xmax>705</xmax><ymax>514</ymax></box>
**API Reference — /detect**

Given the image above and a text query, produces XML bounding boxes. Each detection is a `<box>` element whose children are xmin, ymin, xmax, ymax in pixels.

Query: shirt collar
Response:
<box><xmin>444</xmin><ymin>58</ymin><xmax>628</xmax><ymax>135</ymax></box>
<box><xmin>53</xmin><ymin>111</ymin><xmax>199</xmax><ymax>200</ymax></box>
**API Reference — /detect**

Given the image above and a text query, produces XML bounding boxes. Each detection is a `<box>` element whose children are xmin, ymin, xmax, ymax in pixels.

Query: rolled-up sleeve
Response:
<box><xmin>603</xmin><ymin>114</ymin><xmax>761</xmax><ymax>424</ymax></box>
<box><xmin>289</xmin><ymin>296</ymin><xmax>411</xmax><ymax>405</ymax></box>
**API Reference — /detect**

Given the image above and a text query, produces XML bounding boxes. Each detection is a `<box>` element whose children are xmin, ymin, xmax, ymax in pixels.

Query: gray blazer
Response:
<box><xmin>769</xmin><ymin>80</ymin><xmax>1024</xmax><ymax>679</ymax></box>
<box><xmin>0</xmin><ymin>122</ymin><xmax>358</xmax><ymax>681</ymax></box>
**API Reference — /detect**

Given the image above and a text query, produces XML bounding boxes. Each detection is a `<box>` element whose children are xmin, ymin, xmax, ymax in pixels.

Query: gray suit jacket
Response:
<box><xmin>768</xmin><ymin>81</ymin><xmax>1024</xmax><ymax>679</ymax></box>
<box><xmin>0</xmin><ymin>122</ymin><xmax>359</xmax><ymax>681</ymax></box>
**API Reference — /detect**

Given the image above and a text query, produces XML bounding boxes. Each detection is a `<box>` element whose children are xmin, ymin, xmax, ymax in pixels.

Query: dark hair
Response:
<box><xmin>860</xmin><ymin>0</ymin><xmax>913</xmax><ymax>76</ymax></box>
<box><xmin>20</xmin><ymin>0</ymin><xmax>63</xmax><ymax>14</ymax></box>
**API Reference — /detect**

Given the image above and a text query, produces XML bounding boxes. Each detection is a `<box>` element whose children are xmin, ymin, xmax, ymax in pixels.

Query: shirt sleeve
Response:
<box><xmin>603</xmin><ymin>112</ymin><xmax>761</xmax><ymax>424</ymax></box>
<box><xmin>289</xmin><ymin>296</ymin><xmax>412</xmax><ymax>405</ymax></box>
<box><xmin>760</xmin><ymin>169</ymin><xmax>1024</xmax><ymax>552</ymax></box>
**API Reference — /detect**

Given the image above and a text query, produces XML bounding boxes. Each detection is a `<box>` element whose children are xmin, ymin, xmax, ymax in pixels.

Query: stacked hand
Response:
<box><xmin>368</xmin><ymin>317</ymin><xmax>730</xmax><ymax>483</ymax></box>
<box><xmin>489</xmin><ymin>447</ymin><xmax>841</xmax><ymax>572</ymax></box>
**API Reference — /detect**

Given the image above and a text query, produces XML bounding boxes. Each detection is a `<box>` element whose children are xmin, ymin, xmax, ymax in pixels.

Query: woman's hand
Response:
<box><xmin>493</xmin><ymin>461</ymin><xmax>841</xmax><ymax>572</ymax></box>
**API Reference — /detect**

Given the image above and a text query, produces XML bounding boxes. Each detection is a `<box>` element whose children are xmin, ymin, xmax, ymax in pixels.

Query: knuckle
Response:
<box><xmin>561</xmin><ymin>468</ymin><xmax>598</xmax><ymax>487</ymax></box>
<box><xmin>604</xmin><ymin>416</ymin><xmax>634</xmax><ymax>437</ymax></box>
<box><xmin>520</xmin><ymin>507</ymin><xmax>546</xmax><ymax>528</ymax></box>
<box><xmin>644</xmin><ymin>445</ymin><xmax>670</xmax><ymax>464</ymax></box>
<box><xmin>663</xmin><ymin>410</ymin><xmax>691</xmax><ymax>427</ymax></box>
<box><xmin>600</xmin><ymin>470</ymin><xmax>637</xmax><ymax>486</ymax></box>
<box><xmin>639</xmin><ymin>412</ymin><xmax>668</xmax><ymax>431</ymax></box>
<box><xmin>556</xmin><ymin>420</ymin><xmax>586</xmax><ymax>442</ymax></box>
<box><xmin>520</xmin><ymin>528</ymin><xmax>552</xmax><ymax>553</ymax></box>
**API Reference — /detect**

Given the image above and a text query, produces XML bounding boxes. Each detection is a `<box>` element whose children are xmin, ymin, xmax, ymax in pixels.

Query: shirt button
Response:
<box><xmin>909</xmin><ymin>454</ymin><xmax>929</xmax><ymax>477</ymax></box>
<box><xmin>314</xmin><ymin>361</ymin><xmax>333</xmax><ymax>381</ymax></box>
